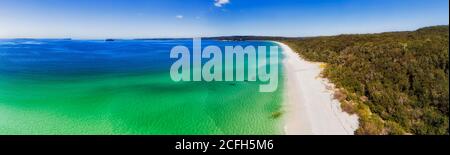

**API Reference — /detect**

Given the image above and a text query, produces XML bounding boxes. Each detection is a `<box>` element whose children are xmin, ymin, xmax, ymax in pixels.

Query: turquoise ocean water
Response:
<box><xmin>0</xmin><ymin>39</ymin><xmax>283</xmax><ymax>135</ymax></box>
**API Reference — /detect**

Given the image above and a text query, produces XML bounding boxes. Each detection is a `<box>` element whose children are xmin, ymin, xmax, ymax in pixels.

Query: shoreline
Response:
<box><xmin>274</xmin><ymin>41</ymin><xmax>359</xmax><ymax>135</ymax></box>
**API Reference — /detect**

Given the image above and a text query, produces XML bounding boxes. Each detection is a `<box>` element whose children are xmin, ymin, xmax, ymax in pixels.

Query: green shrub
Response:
<box><xmin>281</xmin><ymin>25</ymin><xmax>449</xmax><ymax>135</ymax></box>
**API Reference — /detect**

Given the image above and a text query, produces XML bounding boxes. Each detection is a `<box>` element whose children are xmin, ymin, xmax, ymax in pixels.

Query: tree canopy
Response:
<box><xmin>282</xmin><ymin>26</ymin><xmax>449</xmax><ymax>135</ymax></box>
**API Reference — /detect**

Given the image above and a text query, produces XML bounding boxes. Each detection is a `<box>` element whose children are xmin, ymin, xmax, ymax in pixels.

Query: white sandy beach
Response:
<box><xmin>275</xmin><ymin>41</ymin><xmax>359</xmax><ymax>135</ymax></box>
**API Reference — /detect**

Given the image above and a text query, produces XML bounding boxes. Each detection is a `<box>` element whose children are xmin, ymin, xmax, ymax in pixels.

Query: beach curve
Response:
<box><xmin>274</xmin><ymin>41</ymin><xmax>359</xmax><ymax>135</ymax></box>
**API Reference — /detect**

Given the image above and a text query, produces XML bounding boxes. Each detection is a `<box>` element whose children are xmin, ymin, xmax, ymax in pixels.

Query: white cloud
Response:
<box><xmin>214</xmin><ymin>0</ymin><xmax>230</xmax><ymax>7</ymax></box>
<box><xmin>175</xmin><ymin>15</ymin><xmax>183</xmax><ymax>19</ymax></box>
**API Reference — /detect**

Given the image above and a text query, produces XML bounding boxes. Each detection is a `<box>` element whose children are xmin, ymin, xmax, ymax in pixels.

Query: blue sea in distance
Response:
<box><xmin>0</xmin><ymin>39</ymin><xmax>283</xmax><ymax>135</ymax></box>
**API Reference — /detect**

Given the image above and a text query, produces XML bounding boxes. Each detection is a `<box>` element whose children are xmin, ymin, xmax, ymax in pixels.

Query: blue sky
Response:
<box><xmin>0</xmin><ymin>0</ymin><xmax>448</xmax><ymax>39</ymax></box>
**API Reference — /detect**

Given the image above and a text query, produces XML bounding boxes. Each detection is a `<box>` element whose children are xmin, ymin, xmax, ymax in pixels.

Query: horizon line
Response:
<box><xmin>1</xmin><ymin>24</ymin><xmax>448</xmax><ymax>40</ymax></box>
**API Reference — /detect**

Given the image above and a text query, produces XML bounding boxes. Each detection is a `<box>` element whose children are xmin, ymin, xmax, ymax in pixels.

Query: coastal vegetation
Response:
<box><xmin>281</xmin><ymin>26</ymin><xmax>449</xmax><ymax>135</ymax></box>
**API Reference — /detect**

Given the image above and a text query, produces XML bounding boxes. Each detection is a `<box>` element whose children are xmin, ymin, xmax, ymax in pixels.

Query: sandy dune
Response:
<box><xmin>275</xmin><ymin>41</ymin><xmax>359</xmax><ymax>135</ymax></box>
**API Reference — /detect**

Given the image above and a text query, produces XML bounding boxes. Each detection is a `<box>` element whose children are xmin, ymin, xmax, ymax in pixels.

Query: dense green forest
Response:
<box><xmin>281</xmin><ymin>26</ymin><xmax>449</xmax><ymax>135</ymax></box>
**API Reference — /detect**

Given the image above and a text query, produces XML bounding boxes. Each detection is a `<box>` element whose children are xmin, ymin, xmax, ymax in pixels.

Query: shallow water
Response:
<box><xmin>0</xmin><ymin>39</ymin><xmax>283</xmax><ymax>135</ymax></box>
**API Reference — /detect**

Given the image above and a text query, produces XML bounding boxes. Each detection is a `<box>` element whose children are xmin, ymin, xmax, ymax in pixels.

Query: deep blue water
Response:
<box><xmin>0</xmin><ymin>39</ymin><xmax>277</xmax><ymax>78</ymax></box>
